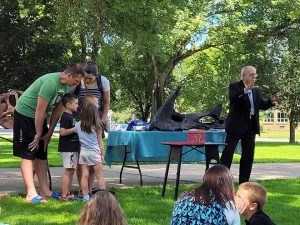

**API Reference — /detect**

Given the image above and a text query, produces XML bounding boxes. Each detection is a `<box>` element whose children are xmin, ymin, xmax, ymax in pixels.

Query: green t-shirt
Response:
<box><xmin>16</xmin><ymin>72</ymin><xmax>71</xmax><ymax>118</ymax></box>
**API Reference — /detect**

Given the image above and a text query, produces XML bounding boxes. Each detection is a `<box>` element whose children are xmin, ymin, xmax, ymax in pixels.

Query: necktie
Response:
<box><xmin>247</xmin><ymin>91</ymin><xmax>255</xmax><ymax>116</ymax></box>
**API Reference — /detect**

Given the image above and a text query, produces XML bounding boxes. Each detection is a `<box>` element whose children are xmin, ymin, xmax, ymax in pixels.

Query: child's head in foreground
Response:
<box><xmin>77</xmin><ymin>190</ymin><xmax>126</xmax><ymax>225</ymax></box>
<box><xmin>62</xmin><ymin>93</ymin><xmax>78</xmax><ymax>113</ymax></box>
<box><xmin>236</xmin><ymin>182</ymin><xmax>267</xmax><ymax>216</ymax></box>
<box><xmin>83</xmin><ymin>94</ymin><xmax>99</xmax><ymax>109</ymax></box>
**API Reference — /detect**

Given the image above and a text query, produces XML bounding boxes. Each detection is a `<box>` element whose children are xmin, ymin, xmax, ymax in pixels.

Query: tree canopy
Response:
<box><xmin>1</xmin><ymin>0</ymin><xmax>300</xmax><ymax>139</ymax></box>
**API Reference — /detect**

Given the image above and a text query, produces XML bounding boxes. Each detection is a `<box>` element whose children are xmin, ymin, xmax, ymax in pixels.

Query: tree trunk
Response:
<box><xmin>151</xmin><ymin>73</ymin><xmax>166</xmax><ymax>118</ymax></box>
<box><xmin>79</xmin><ymin>32</ymin><xmax>87</xmax><ymax>62</ymax></box>
<box><xmin>149</xmin><ymin>43</ymin><xmax>223</xmax><ymax>118</ymax></box>
<box><xmin>289</xmin><ymin>118</ymin><xmax>296</xmax><ymax>143</ymax></box>
<box><xmin>151</xmin><ymin>79</ymin><xmax>161</xmax><ymax>117</ymax></box>
<box><xmin>91</xmin><ymin>35</ymin><xmax>99</xmax><ymax>61</ymax></box>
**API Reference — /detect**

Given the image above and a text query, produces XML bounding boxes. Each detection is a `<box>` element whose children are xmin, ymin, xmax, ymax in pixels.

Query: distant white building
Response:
<box><xmin>262</xmin><ymin>110</ymin><xmax>300</xmax><ymax>131</ymax></box>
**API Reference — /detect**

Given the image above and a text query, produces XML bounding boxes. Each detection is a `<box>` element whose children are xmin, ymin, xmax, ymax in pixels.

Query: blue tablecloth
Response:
<box><xmin>105</xmin><ymin>130</ymin><xmax>240</xmax><ymax>166</ymax></box>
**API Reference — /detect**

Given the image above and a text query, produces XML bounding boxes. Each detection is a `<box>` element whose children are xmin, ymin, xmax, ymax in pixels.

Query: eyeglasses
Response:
<box><xmin>249</xmin><ymin>73</ymin><xmax>258</xmax><ymax>78</ymax></box>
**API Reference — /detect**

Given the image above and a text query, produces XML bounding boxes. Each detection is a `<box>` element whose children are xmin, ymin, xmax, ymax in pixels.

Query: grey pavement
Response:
<box><xmin>1</xmin><ymin>163</ymin><xmax>300</xmax><ymax>195</ymax></box>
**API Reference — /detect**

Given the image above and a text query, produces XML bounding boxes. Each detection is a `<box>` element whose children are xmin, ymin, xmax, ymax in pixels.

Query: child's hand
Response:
<box><xmin>235</xmin><ymin>196</ymin><xmax>247</xmax><ymax>215</ymax></box>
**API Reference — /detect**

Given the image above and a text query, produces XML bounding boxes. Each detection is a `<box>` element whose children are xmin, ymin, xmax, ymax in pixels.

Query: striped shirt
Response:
<box><xmin>75</xmin><ymin>76</ymin><xmax>110</xmax><ymax>120</ymax></box>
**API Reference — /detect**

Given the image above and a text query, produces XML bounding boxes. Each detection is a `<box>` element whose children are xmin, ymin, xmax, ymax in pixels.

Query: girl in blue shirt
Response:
<box><xmin>170</xmin><ymin>165</ymin><xmax>240</xmax><ymax>225</ymax></box>
<box><xmin>75</xmin><ymin>102</ymin><xmax>105</xmax><ymax>202</ymax></box>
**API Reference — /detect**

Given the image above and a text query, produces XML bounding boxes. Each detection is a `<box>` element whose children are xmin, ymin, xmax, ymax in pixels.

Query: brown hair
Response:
<box><xmin>83</xmin><ymin>94</ymin><xmax>98</xmax><ymax>106</ymax></box>
<box><xmin>77</xmin><ymin>191</ymin><xmax>127</xmax><ymax>225</ymax></box>
<box><xmin>83</xmin><ymin>61</ymin><xmax>99</xmax><ymax>76</ymax></box>
<box><xmin>194</xmin><ymin>164</ymin><xmax>235</xmax><ymax>209</ymax></box>
<box><xmin>64</xmin><ymin>63</ymin><xmax>85</xmax><ymax>77</ymax></box>
<box><xmin>79</xmin><ymin>101</ymin><xmax>101</xmax><ymax>133</ymax></box>
<box><xmin>238</xmin><ymin>182</ymin><xmax>267</xmax><ymax>211</ymax></box>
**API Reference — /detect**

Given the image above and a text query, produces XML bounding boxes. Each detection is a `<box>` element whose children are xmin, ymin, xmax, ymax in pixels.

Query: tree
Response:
<box><xmin>275</xmin><ymin>48</ymin><xmax>300</xmax><ymax>143</ymax></box>
<box><xmin>3</xmin><ymin>0</ymin><xmax>299</xmax><ymax>123</ymax></box>
<box><xmin>172</xmin><ymin>0</ymin><xmax>300</xmax><ymax>115</ymax></box>
<box><xmin>108</xmin><ymin>0</ymin><xmax>300</xmax><ymax>116</ymax></box>
<box><xmin>0</xmin><ymin>0</ymin><xmax>75</xmax><ymax>92</ymax></box>
<box><xmin>99</xmin><ymin>42</ymin><xmax>154</xmax><ymax>120</ymax></box>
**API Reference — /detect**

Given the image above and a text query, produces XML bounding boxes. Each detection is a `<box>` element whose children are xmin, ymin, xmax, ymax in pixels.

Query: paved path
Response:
<box><xmin>1</xmin><ymin>163</ymin><xmax>300</xmax><ymax>194</ymax></box>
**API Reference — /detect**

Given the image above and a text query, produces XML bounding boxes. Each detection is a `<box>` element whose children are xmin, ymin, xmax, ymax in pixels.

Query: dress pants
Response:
<box><xmin>220</xmin><ymin>117</ymin><xmax>256</xmax><ymax>184</ymax></box>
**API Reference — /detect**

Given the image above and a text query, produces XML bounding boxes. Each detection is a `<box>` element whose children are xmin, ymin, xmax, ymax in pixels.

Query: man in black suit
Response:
<box><xmin>220</xmin><ymin>66</ymin><xmax>278</xmax><ymax>184</ymax></box>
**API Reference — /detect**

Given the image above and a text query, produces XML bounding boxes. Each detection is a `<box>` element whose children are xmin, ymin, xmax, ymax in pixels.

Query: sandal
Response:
<box><xmin>25</xmin><ymin>195</ymin><xmax>47</xmax><ymax>204</ymax></box>
<box><xmin>50</xmin><ymin>192</ymin><xmax>60</xmax><ymax>199</ymax></box>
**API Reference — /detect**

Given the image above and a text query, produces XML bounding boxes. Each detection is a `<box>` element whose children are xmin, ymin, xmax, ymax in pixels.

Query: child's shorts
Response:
<box><xmin>60</xmin><ymin>152</ymin><xmax>79</xmax><ymax>169</ymax></box>
<box><xmin>79</xmin><ymin>150</ymin><xmax>102</xmax><ymax>166</ymax></box>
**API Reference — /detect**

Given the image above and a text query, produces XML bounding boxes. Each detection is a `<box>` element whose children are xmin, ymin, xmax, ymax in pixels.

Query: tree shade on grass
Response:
<box><xmin>0</xmin><ymin>179</ymin><xmax>299</xmax><ymax>225</ymax></box>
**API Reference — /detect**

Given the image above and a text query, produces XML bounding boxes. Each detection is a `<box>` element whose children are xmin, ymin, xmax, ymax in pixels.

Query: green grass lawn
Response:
<box><xmin>259</xmin><ymin>130</ymin><xmax>300</xmax><ymax>139</ymax></box>
<box><xmin>1</xmin><ymin>137</ymin><xmax>300</xmax><ymax>168</ymax></box>
<box><xmin>232</xmin><ymin>142</ymin><xmax>300</xmax><ymax>163</ymax></box>
<box><xmin>0</xmin><ymin>179</ymin><xmax>299</xmax><ymax>225</ymax></box>
<box><xmin>0</xmin><ymin>133</ymin><xmax>299</xmax><ymax>225</ymax></box>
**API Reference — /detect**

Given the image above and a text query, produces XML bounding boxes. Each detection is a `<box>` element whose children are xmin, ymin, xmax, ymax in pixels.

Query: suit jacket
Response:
<box><xmin>225</xmin><ymin>80</ymin><xmax>274</xmax><ymax>135</ymax></box>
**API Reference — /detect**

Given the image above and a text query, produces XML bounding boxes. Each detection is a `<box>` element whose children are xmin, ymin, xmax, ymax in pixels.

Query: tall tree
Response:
<box><xmin>0</xmin><ymin>0</ymin><xmax>74</xmax><ymax>92</ymax></box>
<box><xmin>274</xmin><ymin>47</ymin><xmax>300</xmax><ymax>143</ymax></box>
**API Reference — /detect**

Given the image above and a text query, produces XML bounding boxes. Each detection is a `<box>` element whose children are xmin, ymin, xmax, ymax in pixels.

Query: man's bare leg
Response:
<box><xmin>35</xmin><ymin>159</ymin><xmax>52</xmax><ymax>197</ymax></box>
<box><xmin>21</xmin><ymin>159</ymin><xmax>39</xmax><ymax>201</ymax></box>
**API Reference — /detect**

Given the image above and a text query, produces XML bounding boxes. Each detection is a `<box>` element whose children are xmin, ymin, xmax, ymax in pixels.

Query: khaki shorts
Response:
<box><xmin>61</xmin><ymin>152</ymin><xmax>79</xmax><ymax>169</ymax></box>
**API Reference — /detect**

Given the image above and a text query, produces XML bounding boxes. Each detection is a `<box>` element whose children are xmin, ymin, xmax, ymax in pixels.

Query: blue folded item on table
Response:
<box><xmin>126</xmin><ymin>119</ymin><xmax>149</xmax><ymax>131</ymax></box>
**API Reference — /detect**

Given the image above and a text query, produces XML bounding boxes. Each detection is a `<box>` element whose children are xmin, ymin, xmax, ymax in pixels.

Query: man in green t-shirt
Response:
<box><xmin>13</xmin><ymin>63</ymin><xmax>85</xmax><ymax>203</ymax></box>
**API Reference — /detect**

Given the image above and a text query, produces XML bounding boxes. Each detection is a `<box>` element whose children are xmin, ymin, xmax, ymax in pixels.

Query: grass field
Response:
<box><xmin>0</xmin><ymin>179</ymin><xmax>299</xmax><ymax>225</ymax></box>
<box><xmin>1</xmin><ymin>137</ymin><xmax>300</xmax><ymax>168</ymax></box>
<box><xmin>259</xmin><ymin>130</ymin><xmax>300</xmax><ymax>139</ymax></box>
<box><xmin>0</xmin><ymin>132</ymin><xmax>299</xmax><ymax>225</ymax></box>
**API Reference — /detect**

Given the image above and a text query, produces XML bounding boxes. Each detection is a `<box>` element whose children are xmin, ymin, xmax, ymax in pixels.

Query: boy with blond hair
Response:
<box><xmin>235</xmin><ymin>182</ymin><xmax>276</xmax><ymax>225</ymax></box>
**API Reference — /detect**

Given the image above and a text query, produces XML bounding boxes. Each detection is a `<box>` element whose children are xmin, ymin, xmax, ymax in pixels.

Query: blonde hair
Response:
<box><xmin>238</xmin><ymin>182</ymin><xmax>267</xmax><ymax>211</ymax></box>
<box><xmin>77</xmin><ymin>191</ymin><xmax>127</xmax><ymax>225</ymax></box>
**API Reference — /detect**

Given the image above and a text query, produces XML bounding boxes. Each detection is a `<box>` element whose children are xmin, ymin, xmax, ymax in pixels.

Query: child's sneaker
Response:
<box><xmin>59</xmin><ymin>193</ymin><xmax>81</xmax><ymax>201</ymax></box>
<box><xmin>82</xmin><ymin>194</ymin><xmax>90</xmax><ymax>202</ymax></box>
<box><xmin>67</xmin><ymin>193</ymin><xmax>81</xmax><ymax>201</ymax></box>
<box><xmin>59</xmin><ymin>195</ymin><xmax>70</xmax><ymax>201</ymax></box>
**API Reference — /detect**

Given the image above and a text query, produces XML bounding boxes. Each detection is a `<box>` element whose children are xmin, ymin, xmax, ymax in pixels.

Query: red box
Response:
<box><xmin>187</xmin><ymin>129</ymin><xmax>206</xmax><ymax>144</ymax></box>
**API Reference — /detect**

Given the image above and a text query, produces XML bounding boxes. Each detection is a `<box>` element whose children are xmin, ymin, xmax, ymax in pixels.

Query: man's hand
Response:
<box><xmin>28</xmin><ymin>134</ymin><xmax>41</xmax><ymax>152</ymax></box>
<box><xmin>245</xmin><ymin>79</ymin><xmax>256</xmax><ymax>91</ymax></box>
<box><xmin>270</xmin><ymin>93</ymin><xmax>279</xmax><ymax>103</ymax></box>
